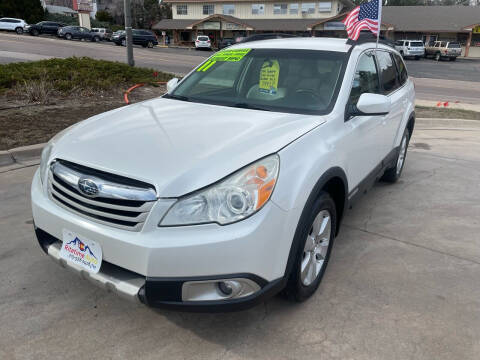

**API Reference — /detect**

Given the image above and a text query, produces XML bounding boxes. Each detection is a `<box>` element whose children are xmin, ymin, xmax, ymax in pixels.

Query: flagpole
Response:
<box><xmin>376</xmin><ymin>0</ymin><xmax>383</xmax><ymax>51</ymax></box>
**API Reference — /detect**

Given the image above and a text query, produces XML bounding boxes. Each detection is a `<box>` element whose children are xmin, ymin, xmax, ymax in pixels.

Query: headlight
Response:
<box><xmin>160</xmin><ymin>154</ymin><xmax>280</xmax><ymax>226</ymax></box>
<box><xmin>39</xmin><ymin>142</ymin><xmax>53</xmax><ymax>186</ymax></box>
<box><xmin>39</xmin><ymin>126</ymin><xmax>73</xmax><ymax>186</ymax></box>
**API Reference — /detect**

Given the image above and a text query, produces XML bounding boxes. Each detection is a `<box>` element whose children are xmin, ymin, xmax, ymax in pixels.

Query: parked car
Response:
<box><xmin>92</xmin><ymin>27</ymin><xmax>112</xmax><ymax>41</ymax></box>
<box><xmin>238</xmin><ymin>33</ymin><xmax>297</xmax><ymax>44</ymax></box>
<box><xmin>32</xmin><ymin>37</ymin><xmax>415</xmax><ymax>311</ymax></box>
<box><xmin>425</xmin><ymin>41</ymin><xmax>462</xmax><ymax>61</ymax></box>
<box><xmin>218</xmin><ymin>37</ymin><xmax>235</xmax><ymax>50</ymax></box>
<box><xmin>26</xmin><ymin>21</ymin><xmax>65</xmax><ymax>36</ymax></box>
<box><xmin>394</xmin><ymin>40</ymin><xmax>425</xmax><ymax>60</ymax></box>
<box><xmin>0</xmin><ymin>17</ymin><xmax>27</xmax><ymax>34</ymax></box>
<box><xmin>113</xmin><ymin>29</ymin><xmax>158</xmax><ymax>48</ymax></box>
<box><xmin>195</xmin><ymin>35</ymin><xmax>212</xmax><ymax>50</ymax></box>
<box><xmin>57</xmin><ymin>26</ymin><xmax>101</xmax><ymax>42</ymax></box>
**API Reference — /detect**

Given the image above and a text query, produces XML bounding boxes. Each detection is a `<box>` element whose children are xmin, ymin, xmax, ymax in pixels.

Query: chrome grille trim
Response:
<box><xmin>52</xmin><ymin>161</ymin><xmax>157</xmax><ymax>202</ymax></box>
<box><xmin>48</xmin><ymin>160</ymin><xmax>157</xmax><ymax>232</ymax></box>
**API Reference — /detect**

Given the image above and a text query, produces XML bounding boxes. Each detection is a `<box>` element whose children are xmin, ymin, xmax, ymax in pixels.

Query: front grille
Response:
<box><xmin>48</xmin><ymin>160</ymin><xmax>157</xmax><ymax>231</ymax></box>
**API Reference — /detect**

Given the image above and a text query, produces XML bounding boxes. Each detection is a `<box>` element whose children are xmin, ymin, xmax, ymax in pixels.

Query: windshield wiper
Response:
<box><xmin>163</xmin><ymin>94</ymin><xmax>190</xmax><ymax>102</ymax></box>
<box><xmin>232</xmin><ymin>103</ymin><xmax>271</xmax><ymax>112</ymax></box>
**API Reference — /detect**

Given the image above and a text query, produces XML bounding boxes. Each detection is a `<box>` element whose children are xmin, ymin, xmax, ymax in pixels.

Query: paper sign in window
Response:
<box><xmin>197</xmin><ymin>48</ymin><xmax>251</xmax><ymax>72</ymax></box>
<box><xmin>259</xmin><ymin>60</ymin><xmax>280</xmax><ymax>95</ymax></box>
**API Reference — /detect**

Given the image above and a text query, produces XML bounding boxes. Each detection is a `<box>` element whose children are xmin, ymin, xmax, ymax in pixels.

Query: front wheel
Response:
<box><xmin>121</xmin><ymin>39</ymin><xmax>126</xmax><ymax>46</ymax></box>
<box><xmin>284</xmin><ymin>192</ymin><xmax>336</xmax><ymax>302</ymax></box>
<box><xmin>65</xmin><ymin>33</ymin><xmax>72</xmax><ymax>40</ymax></box>
<box><xmin>15</xmin><ymin>27</ymin><xmax>23</xmax><ymax>34</ymax></box>
<box><xmin>147</xmin><ymin>41</ymin><xmax>154</xmax><ymax>48</ymax></box>
<box><xmin>450</xmin><ymin>57</ymin><xmax>457</xmax><ymax>62</ymax></box>
<box><xmin>32</xmin><ymin>29</ymin><xmax>39</xmax><ymax>36</ymax></box>
<box><xmin>435</xmin><ymin>52</ymin><xmax>441</xmax><ymax>61</ymax></box>
<box><xmin>381</xmin><ymin>128</ymin><xmax>410</xmax><ymax>183</ymax></box>
<box><xmin>415</xmin><ymin>56</ymin><xmax>420</xmax><ymax>60</ymax></box>
<box><xmin>93</xmin><ymin>36</ymin><xmax>100</xmax><ymax>42</ymax></box>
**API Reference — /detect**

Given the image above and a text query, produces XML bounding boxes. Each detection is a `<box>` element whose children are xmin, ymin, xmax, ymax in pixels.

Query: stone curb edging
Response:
<box><xmin>0</xmin><ymin>118</ymin><xmax>478</xmax><ymax>169</ymax></box>
<box><xmin>0</xmin><ymin>143</ymin><xmax>45</xmax><ymax>168</ymax></box>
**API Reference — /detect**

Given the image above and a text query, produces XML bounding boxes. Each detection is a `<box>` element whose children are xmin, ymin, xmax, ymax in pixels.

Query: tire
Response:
<box><xmin>32</xmin><ymin>29</ymin><xmax>39</xmax><ymax>36</ymax></box>
<box><xmin>450</xmin><ymin>57</ymin><xmax>456</xmax><ymax>62</ymax></box>
<box><xmin>93</xmin><ymin>36</ymin><xmax>100</xmax><ymax>42</ymax></box>
<box><xmin>381</xmin><ymin>128</ymin><xmax>410</xmax><ymax>183</ymax></box>
<box><xmin>147</xmin><ymin>41</ymin><xmax>154</xmax><ymax>48</ymax></box>
<box><xmin>15</xmin><ymin>27</ymin><xmax>23</xmax><ymax>34</ymax></box>
<box><xmin>283</xmin><ymin>191</ymin><xmax>336</xmax><ymax>302</ymax></box>
<box><xmin>121</xmin><ymin>39</ymin><xmax>126</xmax><ymax>46</ymax></box>
<box><xmin>115</xmin><ymin>42</ymin><xmax>121</xmax><ymax>46</ymax></box>
<box><xmin>65</xmin><ymin>33</ymin><xmax>72</xmax><ymax>40</ymax></box>
<box><xmin>415</xmin><ymin>56</ymin><xmax>420</xmax><ymax>60</ymax></box>
<box><xmin>435</xmin><ymin>52</ymin><xmax>441</xmax><ymax>61</ymax></box>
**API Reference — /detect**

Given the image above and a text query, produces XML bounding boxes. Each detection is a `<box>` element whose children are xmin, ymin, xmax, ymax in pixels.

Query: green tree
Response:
<box><xmin>95</xmin><ymin>10</ymin><xmax>113</xmax><ymax>23</ymax></box>
<box><xmin>0</xmin><ymin>0</ymin><xmax>45</xmax><ymax>24</ymax></box>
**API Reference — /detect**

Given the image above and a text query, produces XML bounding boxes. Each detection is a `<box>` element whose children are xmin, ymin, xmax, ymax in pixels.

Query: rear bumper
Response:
<box><xmin>35</xmin><ymin>227</ymin><xmax>285</xmax><ymax>311</ymax></box>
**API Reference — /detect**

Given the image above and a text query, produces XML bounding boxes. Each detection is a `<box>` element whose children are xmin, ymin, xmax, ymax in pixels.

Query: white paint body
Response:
<box><xmin>32</xmin><ymin>38</ymin><xmax>415</xmax><ymax>283</ymax></box>
<box><xmin>0</xmin><ymin>18</ymin><xmax>27</xmax><ymax>32</ymax></box>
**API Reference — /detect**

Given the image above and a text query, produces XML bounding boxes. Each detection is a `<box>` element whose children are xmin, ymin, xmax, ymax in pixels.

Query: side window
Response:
<box><xmin>349</xmin><ymin>52</ymin><xmax>380</xmax><ymax>105</ymax></box>
<box><xmin>376</xmin><ymin>51</ymin><xmax>399</xmax><ymax>94</ymax></box>
<box><xmin>393</xmin><ymin>53</ymin><xmax>408</xmax><ymax>86</ymax></box>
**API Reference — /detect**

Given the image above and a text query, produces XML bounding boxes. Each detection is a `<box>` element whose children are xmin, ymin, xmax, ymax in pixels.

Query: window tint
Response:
<box><xmin>349</xmin><ymin>52</ymin><xmax>379</xmax><ymax>105</ymax></box>
<box><xmin>448</xmin><ymin>42</ymin><xmax>461</xmax><ymax>48</ymax></box>
<box><xmin>410</xmin><ymin>41</ymin><xmax>423</xmax><ymax>47</ymax></box>
<box><xmin>393</xmin><ymin>53</ymin><xmax>408</xmax><ymax>86</ymax></box>
<box><xmin>376</xmin><ymin>51</ymin><xmax>399</xmax><ymax>94</ymax></box>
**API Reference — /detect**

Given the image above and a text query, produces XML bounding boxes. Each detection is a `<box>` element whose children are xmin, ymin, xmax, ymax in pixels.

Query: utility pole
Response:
<box><xmin>124</xmin><ymin>0</ymin><xmax>135</xmax><ymax>67</ymax></box>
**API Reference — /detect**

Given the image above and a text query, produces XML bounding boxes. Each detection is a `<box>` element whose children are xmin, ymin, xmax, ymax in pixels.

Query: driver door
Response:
<box><xmin>342</xmin><ymin>51</ymin><xmax>386</xmax><ymax>189</ymax></box>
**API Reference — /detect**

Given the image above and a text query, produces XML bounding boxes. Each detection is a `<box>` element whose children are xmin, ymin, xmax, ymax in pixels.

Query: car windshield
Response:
<box><xmin>448</xmin><ymin>42</ymin><xmax>461</xmax><ymax>48</ymax></box>
<box><xmin>198</xmin><ymin>36</ymin><xmax>209</xmax><ymax>41</ymax></box>
<box><xmin>410</xmin><ymin>41</ymin><xmax>423</xmax><ymax>47</ymax></box>
<box><xmin>168</xmin><ymin>48</ymin><xmax>346</xmax><ymax>115</ymax></box>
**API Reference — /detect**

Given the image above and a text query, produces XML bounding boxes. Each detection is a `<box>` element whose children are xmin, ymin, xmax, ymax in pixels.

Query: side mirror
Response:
<box><xmin>354</xmin><ymin>93</ymin><xmax>391</xmax><ymax>116</ymax></box>
<box><xmin>166</xmin><ymin>78</ymin><xmax>179</xmax><ymax>94</ymax></box>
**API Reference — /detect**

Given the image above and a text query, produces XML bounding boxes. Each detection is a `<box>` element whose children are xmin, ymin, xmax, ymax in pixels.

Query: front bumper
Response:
<box><xmin>32</xmin><ymin>169</ymin><xmax>292</xmax><ymax>310</ymax></box>
<box><xmin>35</xmin><ymin>227</ymin><xmax>285</xmax><ymax>311</ymax></box>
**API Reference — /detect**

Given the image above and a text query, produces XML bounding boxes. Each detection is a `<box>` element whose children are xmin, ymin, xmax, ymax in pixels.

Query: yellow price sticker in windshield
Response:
<box><xmin>197</xmin><ymin>48</ymin><xmax>251</xmax><ymax>72</ymax></box>
<box><xmin>259</xmin><ymin>60</ymin><xmax>280</xmax><ymax>95</ymax></box>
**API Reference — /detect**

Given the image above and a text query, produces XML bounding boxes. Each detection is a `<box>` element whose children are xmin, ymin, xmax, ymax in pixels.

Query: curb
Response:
<box><xmin>0</xmin><ymin>143</ymin><xmax>45</xmax><ymax>168</ymax></box>
<box><xmin>416</xmin><ymin>118</ymin><xmax>480</xmax><ymax>129</ymax></box>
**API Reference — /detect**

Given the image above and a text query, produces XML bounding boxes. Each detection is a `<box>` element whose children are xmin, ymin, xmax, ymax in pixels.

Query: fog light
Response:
<box><xmin>182</xmin><ymin>278</ymin><xmax>261</xmax><ymax>302</ymax></box>
<box><xmin>217</xmin><ymin>281</ymin><xmax>234</xmax><ymax>296</ymax></box>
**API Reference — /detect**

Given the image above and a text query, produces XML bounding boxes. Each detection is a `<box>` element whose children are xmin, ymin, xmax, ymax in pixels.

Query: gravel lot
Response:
<box><xmin>1</xmin><ymin>120</ymin><xmax>479</xmax><ymax>360</ymax></box>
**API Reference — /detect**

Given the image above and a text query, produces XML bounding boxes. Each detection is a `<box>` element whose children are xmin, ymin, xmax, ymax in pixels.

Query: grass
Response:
<box><xmin>415</xmin><ymin>106</ymin><xmax>480</xmax><ymax>120</ymax></box>
<box><xmin>0</xmin><ymin>57</ymin><xmax>173</xmax><ymax>95</ymax></box>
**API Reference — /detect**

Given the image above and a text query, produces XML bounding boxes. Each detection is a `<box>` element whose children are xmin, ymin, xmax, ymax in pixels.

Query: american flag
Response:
<box><xmin>343</xmin><ymin>0</ymin><xmax>382</xmax><ymax>41</ymax></box>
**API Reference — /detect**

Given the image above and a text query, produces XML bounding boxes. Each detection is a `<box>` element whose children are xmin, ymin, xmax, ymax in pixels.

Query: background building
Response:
<box><xmin>154</xmin><ymin>4</ymin><xmax>480</xmax><ymax>57</ymax></box>
<box><xmin>154</xmin><ymin>0</ymin><xmax>354</xmax><ymax>45</ymax></box>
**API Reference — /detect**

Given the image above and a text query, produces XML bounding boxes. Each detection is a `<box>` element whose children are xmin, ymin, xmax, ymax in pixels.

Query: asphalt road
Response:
<box><xmin>1</xmin><ymin>32</ymin><xmax>479</xmax><ymax>104</ymax></box>
<box><xmin>1</xmin><ymin>122</ymin><xmax>480</xmax><ymax>359</ymax></box>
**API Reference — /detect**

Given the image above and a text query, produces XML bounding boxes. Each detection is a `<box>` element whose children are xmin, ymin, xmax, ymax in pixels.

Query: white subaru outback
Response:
<box><xmin>32</xmin><ymin>37</ymin><xmax>415</xmax><ymax>311</ymax></box>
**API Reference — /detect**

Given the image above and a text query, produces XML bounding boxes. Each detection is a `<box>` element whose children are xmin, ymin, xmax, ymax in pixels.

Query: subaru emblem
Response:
<box><xmin>78</xmin><ymin>178</ymin><xmax>99</xmax><ymax>197</ymax></box>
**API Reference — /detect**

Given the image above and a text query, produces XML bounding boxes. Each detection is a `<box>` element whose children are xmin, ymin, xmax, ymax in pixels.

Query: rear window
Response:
<box><xmin>410</xmin><ymin>41</ymin><xmax>423</xmax><ymax>47</ymax></box>
<box><xmin>448</xmin><ymin>42</ymin><xmax>461</xmax><ymax>48</ymax></box>
<box><xmin>198</xmin><ymin>36</ymin><xmax>209</xmax><ymax>41</ymax></box>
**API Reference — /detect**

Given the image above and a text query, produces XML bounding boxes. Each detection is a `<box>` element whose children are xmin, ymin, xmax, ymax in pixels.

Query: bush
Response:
<box><xmin>0</xmin><ymin>57</ymin><xmax>173</xmax><ymax>94</ymax></box>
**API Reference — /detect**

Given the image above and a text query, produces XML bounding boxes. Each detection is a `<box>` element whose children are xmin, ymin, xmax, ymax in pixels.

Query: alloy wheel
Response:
<box><xmin>301</xmin><ymin>209</ymin><xmax>332</xmax><ymax>286</ymax></box>
<box><xmin>396</xmin><ymin>134</ymin><xmax>408</xmax><ymax>175</ymax></box>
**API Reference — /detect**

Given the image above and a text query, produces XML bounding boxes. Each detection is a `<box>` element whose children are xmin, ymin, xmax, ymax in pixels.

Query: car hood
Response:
<box><xmin>51</xmin><ymin>98</ymin><xmax>325</xmax><ymax>197</ymax></box>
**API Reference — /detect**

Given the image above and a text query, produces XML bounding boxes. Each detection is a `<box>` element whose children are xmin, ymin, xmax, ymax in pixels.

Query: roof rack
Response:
<box><xmin>346</xmin><ymin>32</ymin><xmax>395</xmax><ymax>48</ymax></box>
